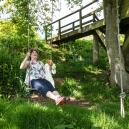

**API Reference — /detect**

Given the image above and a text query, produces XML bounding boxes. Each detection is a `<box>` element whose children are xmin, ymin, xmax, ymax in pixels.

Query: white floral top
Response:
<box><xmin>24</xmin><ymin>60</ymin><xmax>46</xmax><ymax>86</ymax></box>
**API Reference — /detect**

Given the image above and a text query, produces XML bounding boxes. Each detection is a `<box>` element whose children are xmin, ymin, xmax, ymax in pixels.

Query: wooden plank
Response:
<box><xmin>82</xmin><ymin>19</ymin><xmax>105</xmax><ymax>33</ymax></box>
<box><xmin>120</xmin><ymin>4</ymin><xmax>129</xmax><ymax>13</ymax></box>
<box><xmin>64</xmin><ymin>20</ymin><xmax>105</xmax><ymax>37</ymax></box>
<box><xmin>61</xmin><ymin>20</ymin><xmax>105</xmax><ymax>34</ymax></box>
<box><xmin>82</xmin><ymin>7</ymin><xmax>103</xmax><ymax>19</ymax></box>
<box><xmin>95</xmin><ymin>29</ymin><xmax>106</xmax><ymax>47</ymax></box>
<box><xmin>122</xmin><ymin>29</ymin><xmax>129</xmax><ymax>52</ymax></box>
<box><xmin>61</xmin><ymin>20</ymin><xmax>105</xmax><ymax>39</ymax></box>
<box><xmin>61</xmin><ymin>19</ymin><xmax>79</xmax><ymax>29</ymax></box>
<box><xmin>61</xmin><ymin>28</ymin><xmax>73</xmax><ymax>34</ymax></box>
<box><xmin>120</xmin><ymin>8</ymin><xmax>129</xmax><ymax>15</ymax></box>
<box><xmin>61</xmin><ymin>30</ymin><xmax>81</xmax><ymax>39</ymax></box>
<box><xmin>47</xmin><ymin>19</ymin><xmax>105</xmax><ymax>43</ymax></box>
<box><xmin>61</xmin><ymin>20</ymin><xmax>93</xmax><ymax>34</ymax></box>
<box><xmin>120</xmin><ymin>0</ymin><xmax>129</xmax><ymax>20</ymax></box>
<box><xmin>120</xmin><ymin>10</ymin><xmax>129</xmax><ymax>19</ymax></box>
<box><xmin>120</xmin><ymin>0</ymin><xmax>129</xmax><ymax>19</ymax></box>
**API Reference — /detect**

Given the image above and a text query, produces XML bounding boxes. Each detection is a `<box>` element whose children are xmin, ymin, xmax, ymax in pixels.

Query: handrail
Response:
<box><xmin>60</xmin><ymin>7</ymin><xmax>103</xmax><ymax>33</ymax></box>
<box><xmin>45</xmin><ymin>0</ymin><xmax>102</xmax><ymax>41</ymax></box>
<box><xmin>46</xmin><ymin>0</ymin><xmax>99</xmax><ymax>26</ymax></box>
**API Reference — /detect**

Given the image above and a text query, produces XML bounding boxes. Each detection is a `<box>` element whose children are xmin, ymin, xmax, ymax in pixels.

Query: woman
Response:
<box><xmin>20</xmin><ymin>48</ymin><xmax>67</xmax><ymax>106</ymax></box>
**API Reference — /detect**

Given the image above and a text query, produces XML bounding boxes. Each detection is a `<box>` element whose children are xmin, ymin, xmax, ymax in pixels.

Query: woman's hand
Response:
<box><xmin>20</xmin><ymin>52</ymin><xmax>30</xmax><ymax>69</ymax></box>
<box><xmin>26</xmin><ymin>52</ymin><xmax>30</xmax><ymax>58</ymax></box>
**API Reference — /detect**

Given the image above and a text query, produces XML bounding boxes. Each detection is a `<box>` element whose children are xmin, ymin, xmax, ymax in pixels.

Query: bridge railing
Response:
<box><xmin>45</xmin><ymin>0</ymin><xmax>103</xmax><ymax>41</ymax></box>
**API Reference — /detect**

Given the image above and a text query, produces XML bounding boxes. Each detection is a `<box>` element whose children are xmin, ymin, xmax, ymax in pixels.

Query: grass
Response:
<box><xmin>0</xmin><ymin>98</ymin><xmax>129</xmax><ymax>129</ymax></box>
<box><xmin>1</xmin><ymin>39</ymin><xmax>129</xmax><ymax>128</ymax></box>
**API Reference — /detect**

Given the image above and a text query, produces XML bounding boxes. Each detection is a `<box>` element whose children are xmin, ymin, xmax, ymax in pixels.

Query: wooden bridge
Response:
<box><xmin>45</xmin><ymin>0</ymin><xmax>129</xmax><ymax>45</ymax></box>
<box><xmin>45</xmin><ymin>0</ymin><xmax>129</xmax><ymax>62</ymax></box>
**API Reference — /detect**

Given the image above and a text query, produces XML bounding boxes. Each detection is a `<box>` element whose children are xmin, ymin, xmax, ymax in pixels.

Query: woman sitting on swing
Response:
<box><xmin>20</xmin><ymin>48</ymin><xmax>69</xmax><ymax>106</ymax></box>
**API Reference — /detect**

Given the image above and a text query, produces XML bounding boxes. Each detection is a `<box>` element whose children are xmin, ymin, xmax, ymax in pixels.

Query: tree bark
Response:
<box><xmin>104</xmin><ymin>0</ymin><xmax>129</xmax><ymax>90</ymax></box>
<box><xmin>93</xmin><ymin>34</ymin><xmax>99</xmax><ymax>63</ymax></box>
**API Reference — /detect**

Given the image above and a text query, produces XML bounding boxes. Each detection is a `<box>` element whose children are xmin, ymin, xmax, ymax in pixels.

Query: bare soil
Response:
<box><xmin>29</xmin><ymin>77</ymin><xmax>93</xmax><ymax>108</ymax></box>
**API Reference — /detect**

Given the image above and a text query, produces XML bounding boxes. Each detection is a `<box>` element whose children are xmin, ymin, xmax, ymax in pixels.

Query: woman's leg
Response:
<box><xmin>46</xmin><ymin>91</ymin><xmax>58</xmax><ymax>100</ymax></box>
<box><xmin>31</xmin><ymin>79</ymin><xmax>65</xmax><ymax>105</ymax></box>
<box><xmin>42</xmin><ymin>79</ymin><xmax>70</xmax><ymax>104</ymax></box>
<box><xmin>52</xmin><ymin>91</ymin><xmax>61</xmax><ymax>97</ymax></box>
<box><xmin>43</xmin><ymin>79</ymin><xmax>61</xmax><ymax>97</ymax></box>
<box><xmin>46</xmin><ymin>91</ymin><xmax>66</xmax><ymax>105</ymax></box>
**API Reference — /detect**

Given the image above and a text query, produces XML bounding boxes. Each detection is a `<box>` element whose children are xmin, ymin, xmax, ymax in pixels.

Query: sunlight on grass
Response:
<box><xmin>98</xmin><ymin>93</ymin><xmax>104</xmax><ymax>100</ymax></box>
<box><xmin>84</xmin><ymin>65</ymin><xmax>103</xmax><ymax>74</ymax></box>
<box><xmin>90</xmin><ymin>110</ymin><xmax>120</xmax><ymax>128</ymax></box>
<box><xmin>0</xmin><ymin>98</ymin><xmax>129</xmax><ymax>129</ymax></box>
<box><xmin>33</xmin><ymin>102</ymin><xmax>49</xmax><ymax>111</ymax></box>
<box><xmin>66</xmin><ymin>78</ymin><xmax>76</xmax><ymax>85</ymax></box>
<box><xmin>1</xmin><ymin>39</ymin><xmax>129</xmax><ymax>128</ymax></box>
<box><xmin>72</xmin><ymin>90</ymin><xmax>83</xmax><ymax>99</ymax></box>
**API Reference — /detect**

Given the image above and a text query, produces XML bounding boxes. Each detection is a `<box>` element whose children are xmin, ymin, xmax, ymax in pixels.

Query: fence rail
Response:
<box><xmin>45</xmin><ymin>0</ymin><xmax>103</xmax><ymax>42</ymax></box>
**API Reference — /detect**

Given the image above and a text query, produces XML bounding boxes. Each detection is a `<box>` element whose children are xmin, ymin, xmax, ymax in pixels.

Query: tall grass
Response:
<box><xmin>0</xmin><ymin>98</ymin><xmax>129</xmax><ymax>129</ymax></box>
<box><xmin>1</xmin><ymin>39</ymin><xmax>129</xmax><ymax>128</ymax></box>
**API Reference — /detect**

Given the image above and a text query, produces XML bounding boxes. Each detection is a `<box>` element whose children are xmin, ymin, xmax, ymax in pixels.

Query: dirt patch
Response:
<box><xmin>54</xmin><ymin>77</ymin><xmax>65</xmax><ymax>87</ymax></box>
<box><xmin>29</xmin><ymin>91</ymin><xmax>92</xmax><ymax>109</ymax></box>
<box><xmin>29</xmin><ymin>77</ymin><xmax>95</xmax><ymax>109</ymax></box>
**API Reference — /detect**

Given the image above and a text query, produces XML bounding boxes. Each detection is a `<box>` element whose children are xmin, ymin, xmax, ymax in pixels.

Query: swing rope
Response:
<box><xmin>48</xmin><ymin>0</ymin><xmax>61</xmax><ymax>60</ymax></box>
<box><xmin>27</xmin><ymin>0</ymin><xmax>30</xmax><ymax>87</ymax></box>
<box><xmin>26</xmin><ymin>0</ymin><xmax>54</xmax><ymax>91</ymax></box>
<box><xmin>26</xmin><ymin>0</ymin><xmax>35</xmax><ymax>91</ymax></box>
<box><xmin>50</xmin><ymin>0</ymin><xmax>54</xmax><ymax>60</ymax></box>
<box><xmin>116</xmin><ymin>0</ymin><xmax>126</xmax><ymax>118</ymax></box>
<box><xmin>49</xmin><ymin>0</ymin><xmax>57</xmax><ymax>74</ymax></box>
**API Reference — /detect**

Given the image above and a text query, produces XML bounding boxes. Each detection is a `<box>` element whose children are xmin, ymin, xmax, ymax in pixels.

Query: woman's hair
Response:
<box><xmin>29</xmin><ymin>48</ymin><xmax>39</xmax><ymax>60</ymax></box>
<box><xmin>29</xmin><ymin>48</ymin><xmax>39</xmax><ymax>54</ymax></box>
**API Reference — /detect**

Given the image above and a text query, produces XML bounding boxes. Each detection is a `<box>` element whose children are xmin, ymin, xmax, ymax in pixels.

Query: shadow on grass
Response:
<box><xmin>1</xmin><ymin>98</ymin><xmax>129</xmax><ymax>129</ymax></box>
<box><xmin>0</xmin><ymin>99</ymin><xmax>93</xmax><ymax>129</ymax></box>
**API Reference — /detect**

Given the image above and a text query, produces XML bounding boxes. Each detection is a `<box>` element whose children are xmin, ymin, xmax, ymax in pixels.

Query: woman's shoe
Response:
<box><xmin>60</xmin><ymin>97</ymin><xmax>70</xmax><ymax>105</ymax></box>
<box><xmin>65</xmin><ymin>97</ymin><xmax>70</xmax><ymax>103</ymax></box>
<box><xmin>56</xmin><ymin>96</ymin><xmax>65</xmax><ymax>106</ymax></box>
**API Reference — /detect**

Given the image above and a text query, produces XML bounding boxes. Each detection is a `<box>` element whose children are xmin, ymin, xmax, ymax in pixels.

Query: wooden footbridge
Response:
<box><xmin>45</xmin><ymin>0</ymin><xmax>129</xmax><ymax>64</ymax></box>
<box><xmin>45</xmin><ymin>0</ymin><xmax>129</xmax><ymax>48</ymax></box>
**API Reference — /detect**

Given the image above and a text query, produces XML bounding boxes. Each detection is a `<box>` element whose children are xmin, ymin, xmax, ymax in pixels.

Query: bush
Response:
<box><xmin>0</xmin><ymin>48</ymin><xmax>26</xmax><ymax>98</ymax></box>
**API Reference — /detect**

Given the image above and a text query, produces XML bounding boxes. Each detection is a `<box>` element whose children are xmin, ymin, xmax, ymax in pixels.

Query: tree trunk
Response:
<box><xmin>93</xmin><ymin>34</ymin><xmax>99</xmax><ymax>63</ymax></box>
<box><xmin>104</xmin><ymin>0</ymin><xmax>129</xmax><ymax>90</ymax></box>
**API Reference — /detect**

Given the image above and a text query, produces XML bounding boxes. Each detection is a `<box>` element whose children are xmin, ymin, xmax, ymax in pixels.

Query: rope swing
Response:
<box><xmin>50</xmin><ymin>0</ymin><xmax>53</xmax><ymax>60</ymax></box>
<box><xmin>48</xmin><ymin>0</ymin><xmax>56</xmax><ymax>75</ymax></box>
<box><xmin>26</xmin><ymin>0</ymin><xmax>35</xmax><ymax>91</ymax></box>
<box><xmin>26</xmin><ymin>0</ymin><xmax>56</xmax><ymax>92</ymax></box>
<box><xmin>116</xmin><ymin>0</ymin><xmax>126</xmax><ymax>118</ymax></box>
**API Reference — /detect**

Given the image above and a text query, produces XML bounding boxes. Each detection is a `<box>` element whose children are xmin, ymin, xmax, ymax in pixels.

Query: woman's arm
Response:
<box><xmin>20</xmin><ymin>52</ymin><xmax>30</xmax><ymax>69</ymax></box>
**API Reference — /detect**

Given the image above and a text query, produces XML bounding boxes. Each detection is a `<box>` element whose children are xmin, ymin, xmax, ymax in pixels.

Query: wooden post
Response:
<box><xmin>103</xmin><ymin>0</ymin><xmax>106</xmax><ymax>23</ymax></box>
<box><xmin>93</xmin><ymin>34</ymin><xmax>99</xmax><ymax>63</ymax></box>
<box><xmin>79</xmin><ymin>10</ymin><xmax>82</xmax><ymax>33</ymax></box>
<box><xmin>45</xmin><ymin>26</ymin><xmax>47</xmax><ymax>42</ymax></box>
<box><xmin>72</xmin><ymin>22</ymin><xmax>74</xmax><ymax>31</ymax></box>
<box><xmin>58</xmin><ymin>20</ymin><xmax>61</xmax><ymax>40</ymax></box>
<box><xmin>93</xmin><ymin>14</ymin><xmax>96</xmax><ymax>22</ymax></box>
<box><xmin>122</xmin><ymin>28</ymin><xmax>129</xmax><ymax>68</ymax></box>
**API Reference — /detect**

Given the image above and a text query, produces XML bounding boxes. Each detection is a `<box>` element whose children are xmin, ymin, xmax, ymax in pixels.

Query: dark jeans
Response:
<box><xmin>31</xmin><ymin>79</ymin><xmax>55</xmax><ymax>98</ymax></box>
